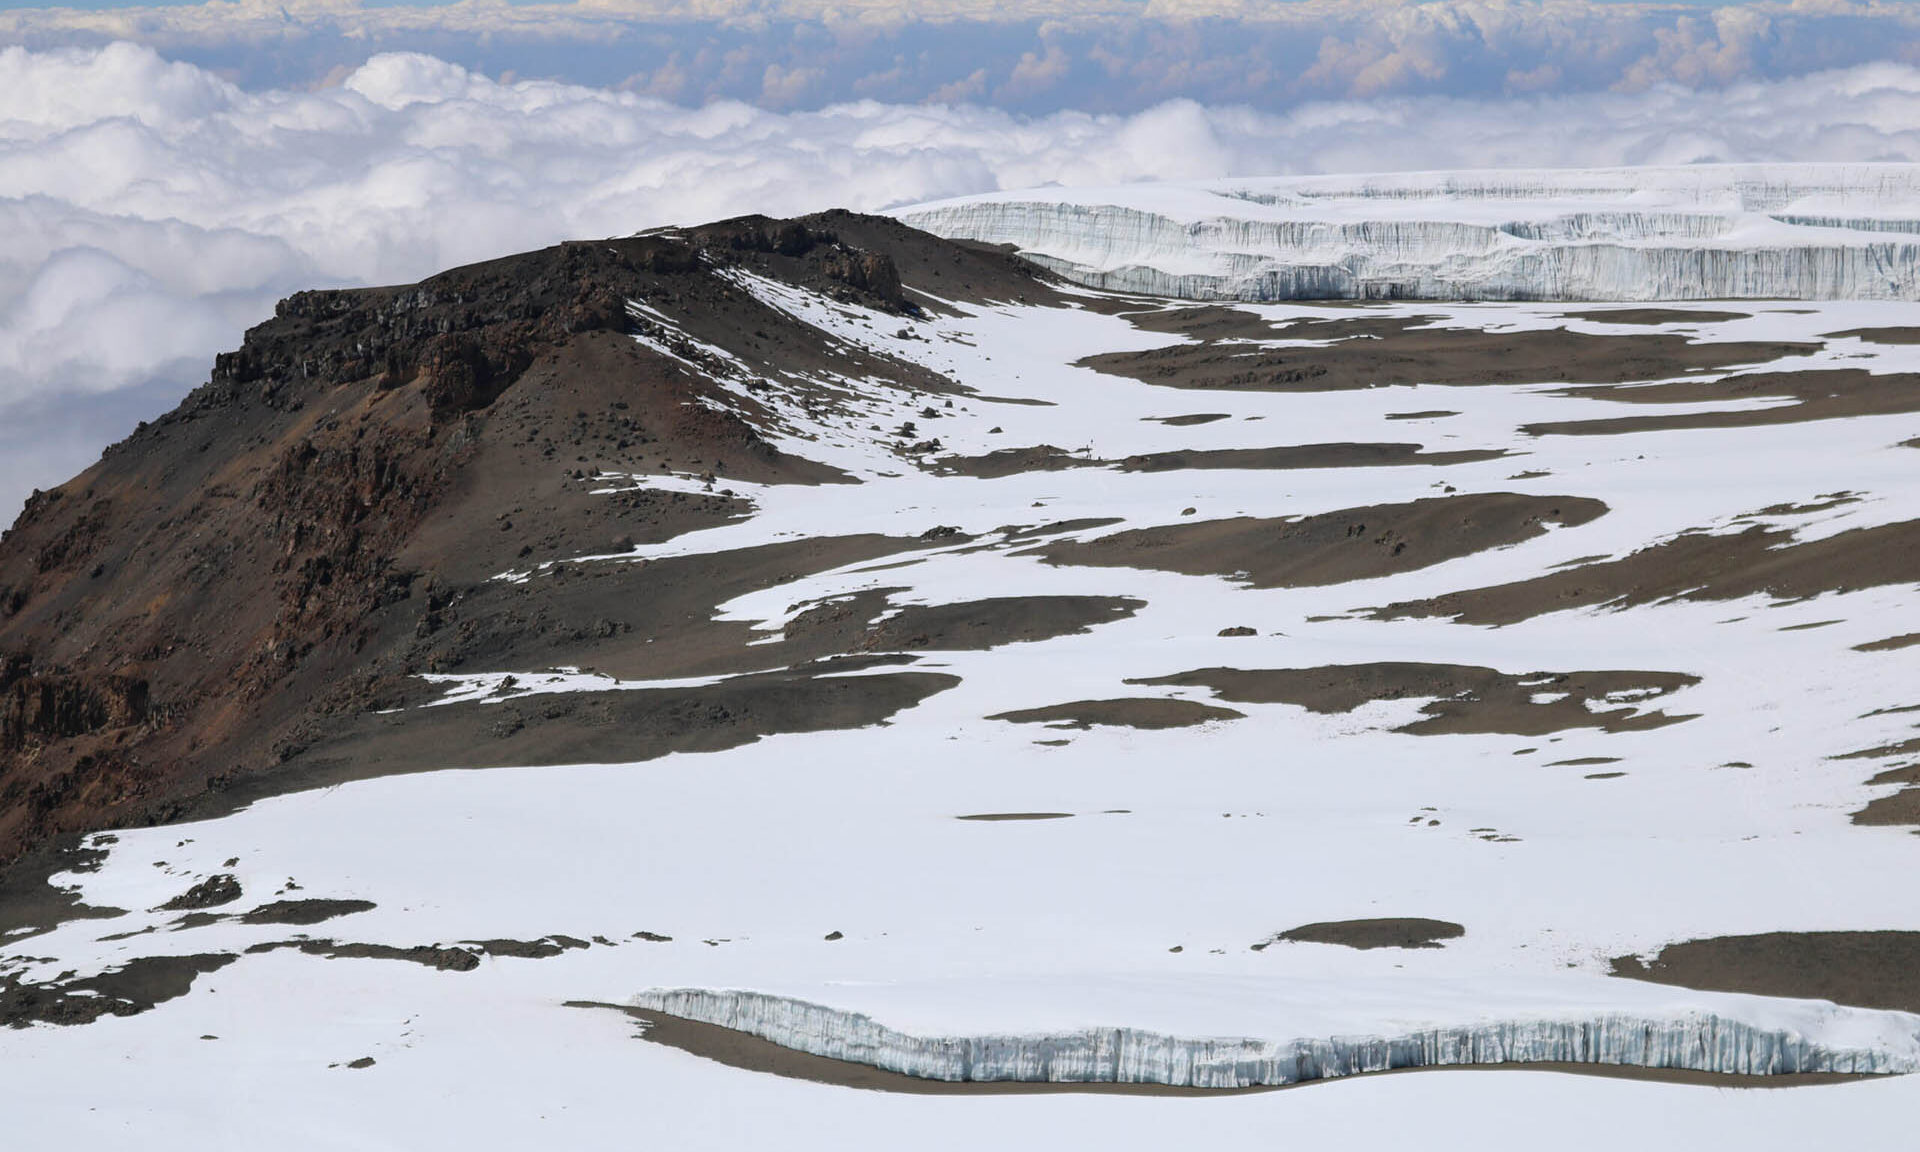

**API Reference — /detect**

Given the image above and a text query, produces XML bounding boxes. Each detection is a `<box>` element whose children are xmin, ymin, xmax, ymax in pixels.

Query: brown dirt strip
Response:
<box><xmin>1856</xmin><ymin>633</ymin><xmax>1920</xmax><ymax>652</ymax></box>
<box><xmin>1128</xmin><ymin>664</ymin><xmax>1696</xmax><ymax>736</ymax></box>
<box><xmin>1825</xmin><ymin>327</ymin><xmax>1920</xmax><ymax>345</ymax></box>
<box><xmin>1080</xmin><ymin>315</ymin><xmax>1812</xmax><ymax>393</ymax></box>
<box><xmin>1376</xmin><ymin>519</ymin><xmax>1920</xmax><ymax>627</ymax></box>
<box><xmin>1145</xmin><ymin>413</ymin><xmax>1232</xmax><ymax>426</ymax></box>
<box><xmin>987</xmin><ymin>698</ymin><xmax>1244</xmax><ymax>730</ymax></box>
<box><xmin>1612</xmin><ymin>931</ymin><xmax>1920</xmax><ymax>1014</ymax></box>
<box><xmin>937</xmin><ymin>442</ymin><xmax>1509</xmax><ymax>479</ymax></box>
<box><xmin>1030</xmin><ymin>493</ymin><xmax>1606</xmax><ymax>590</ymax></box>
<box><xmin>1259</xmin><ymin>918</ymin><xmax>1465</xmax><ymax>951</ymax></box>
<box><xmin>577</xmin><ymin>1003</ymin><xmax>1867</xmax><ymax>1092</ymax></box>
<box><xmin>1562</xmin><ymin>309</ymin><xmax>1751</xmax><ymax>325</ymax></box>
<box><xmin>1117</xmin><ymin>444</ymin><xmax>1509</xmax><ymax>473</ymax></box>
<box><xmin>1524</xmin><ymin>370</ymin><xmax>1920</xmax><ymax>436</ymax></box>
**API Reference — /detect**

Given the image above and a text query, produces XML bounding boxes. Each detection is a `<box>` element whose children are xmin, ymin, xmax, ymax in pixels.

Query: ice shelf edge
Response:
<box><xmin>630</xmin><ymin>988</ymin><xmax>1920</xmax><ymax>1087</ymax></box>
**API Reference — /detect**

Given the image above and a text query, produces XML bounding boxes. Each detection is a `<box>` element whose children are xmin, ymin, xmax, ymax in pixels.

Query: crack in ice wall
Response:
<box><xmin>631</xmin><ymin>988</ymin><xmax>1920</xmax><ymax>1088</ymax></box>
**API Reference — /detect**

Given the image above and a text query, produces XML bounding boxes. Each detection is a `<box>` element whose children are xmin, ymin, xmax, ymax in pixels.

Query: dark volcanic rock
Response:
<box><xmin>0</xmin><ymin>212</ymin><xmax>1054</xmax><ymax>877</ymax></box>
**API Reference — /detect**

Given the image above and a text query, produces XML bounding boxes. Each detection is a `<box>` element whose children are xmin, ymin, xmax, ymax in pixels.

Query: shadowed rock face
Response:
<box><xmin>0</xmin><ymin>212</ymin><xmax>1056</xmax><ymax>867</ymax></box>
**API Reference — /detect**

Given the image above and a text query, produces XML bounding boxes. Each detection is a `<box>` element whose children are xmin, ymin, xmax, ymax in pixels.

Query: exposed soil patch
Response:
<box><xmin>1386</xmin><ymin>410</ymin><xmax>1458</xmax><ymax>420</ymax></box>
<box><xmin>1847</xmin><ymin>757</ymin><xmax>1920</xmax><ymax>826</ymax></box>
<box><xmin>248</xmin><ymin>938</ymin><xmax>482</xmax><ymax>972</ymax></box>
<box><xmin>1114</xmin><ymin>306</ymin><xmax>1285</xmax><ymax>342</ymax></box>
<box><xmin>1377</xmin><ymin>519</ymin><xmax>1920</xmax><ymax>626</ymax></box>
<box><xmin>940</xmin><ymin>442</ymin><xmax>1506</xmax><ymax>479</ymax></box>
<box><xmin>1117</xmin><ymin>444</ymin><xmax>1508</xmax><ymax>473</ymax></box>
<box><xmin>1000</xmin><ymin>519</ymin><xmax>1125</xmax><ymax>542</ymax></box>
<box><xmin>1030</xmin><ymin>494</ymin><xmax>1606</xmax><ymax>589</ymax></box>
<box><xmin>1856</xmin><ymin>634</ymin><xmax>1920</xmax><ymax>653</ymax></box>
<box><xmin>1611</xmin><ymin>932</ymin><xmax>1920</xmax><ymax>1013</ymax></box>
<box><xmin>219</xmin><ymin>667</ymin><xmax>961</xmax><ymax>805</ymax></box>
<box><xmin>579</xmin><ymin>1003</ymin><xmax>1853</xmax><ymax>1091</ymax></box>
<box><xmin>1082</xmin><ymin>315</ymin><xmax>1810</xmax><ymax>393</ymax></box>
<box><xmin>1</xmin><ymin>952</ymin><xmax>235</xmax><ymax>1027</ymax></box>
<box><xmin>933</xmin><ymin>446</ymin><xmax>1097</xmax><ymax>479</ymax></box>
<box><xmin>862</xmin><ymin>596</ymin><xmax>1142</xmax><ymax>653</ymax></box>
<box><xmin>1524</xmin><ymin>370</ymin><xmax>1920</xmax><ymax>436</ymax></box>
<box><xmin>1564</xmin><ymin>309</ymin><xmax>1750</xmax><ymax>325</ymax></box>
<box><xmin>1145</xmin><ymin>413</ymin><xmax>1232</xmax><ymax>426</ymax></box>
<box><xmin>1129</xmin><ymin>664</ymin><xmax>1696</xmax><ymax>736</ymax></box>
<box><xmin>1260</xmin><ymin>918</ymin><xmax>1465</xmax><ymax>951</ymax></box>
<box><xmin>956</xmin><ymin>812</ymin><xmax>1075</xmax><ymax>822</ymax></box>
<box><xmin>987</xmin><ymin>698</ymin><xmax>1244</xmax><ymax>730</ymax></box>
<box><xmin>1824</xmin><ymin>327</ymin><xmax>1920</xmax><ymax>345</ymax></box>
<box><xmin>238</xmin><ymin>898</ymin><xmax>378</xmax><ymax>926</ymax></box>
<box><xmin>467</xmin><ymin>935</ymin><xmax>593</xmax><ymax>959</ymax></box>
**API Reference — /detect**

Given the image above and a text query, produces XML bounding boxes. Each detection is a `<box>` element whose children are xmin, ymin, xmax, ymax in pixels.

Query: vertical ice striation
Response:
<box><xmin>898</xmin><ymin>165</ymin><xmax>1920</xmax><ymax>302</ymax></box>
<box><xmin>631</xmin><ymin>988</ymin><xmax>1920</xmax><ymax>1088</ymax></box>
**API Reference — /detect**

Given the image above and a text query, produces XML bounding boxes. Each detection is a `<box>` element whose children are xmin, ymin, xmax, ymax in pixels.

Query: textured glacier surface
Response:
<box><xmin>900</xmin><ymin>165</ymin><xmax>1920</xmax><ymax>301</ymax></box>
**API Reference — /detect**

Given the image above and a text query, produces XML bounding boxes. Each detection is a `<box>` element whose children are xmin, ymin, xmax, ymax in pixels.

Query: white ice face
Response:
<box><xmin>11</xmin><ymin>271</ymin><xmax>1920</xmax><ymax>1147</ymax></box>
<box><xmin>901</xmin><ymin>165</ymin><xmax>1920</xmax><ymax>302</ymax></box>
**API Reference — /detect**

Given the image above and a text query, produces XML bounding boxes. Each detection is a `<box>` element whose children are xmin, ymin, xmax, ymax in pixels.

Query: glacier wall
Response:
<box><xmin>631</xmin><ymin>988</ymin><xmax>1919</xmax><ymax>1088</ymax></box>
<box><xmin>899</xmin><ymin>166</ymin><xmax>1920</xmax><ymax>301</ymax></box>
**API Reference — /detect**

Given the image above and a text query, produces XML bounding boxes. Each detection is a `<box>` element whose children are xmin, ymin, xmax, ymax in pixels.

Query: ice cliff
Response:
<box><xmin>899</xmin><ymin>165</ymin><xmax>1920</xmax><ymax>301</ymax></box>
<box><xmin>631</xmin><ymin>988</ymin><xmax>1920</xmax><ymax>1087</ymax></box>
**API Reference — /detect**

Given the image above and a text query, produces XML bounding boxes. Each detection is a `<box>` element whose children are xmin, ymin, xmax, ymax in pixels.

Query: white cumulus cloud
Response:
<box><xmin>7</xmin><ymin>41</ymin><xmax>1920</xmax><ymax>517</ymax></box>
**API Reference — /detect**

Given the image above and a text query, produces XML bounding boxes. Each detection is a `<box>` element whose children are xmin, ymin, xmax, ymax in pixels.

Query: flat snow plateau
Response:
<box><xmin>11</xmin><ymin>272</ymin><xmax>1920</xmax><ymax>1147</ymax></box>
<box><xmin>901</xmin><ymin>165</ymin><xmax>1920</xmax><ymax>302</ymax></box>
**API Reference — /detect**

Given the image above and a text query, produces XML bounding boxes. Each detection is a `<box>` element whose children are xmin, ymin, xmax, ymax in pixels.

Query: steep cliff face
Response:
<box><xmin>0</xmin><ymin>211</ymin><xmax>1038</xmax><ymax>864</ymax></box>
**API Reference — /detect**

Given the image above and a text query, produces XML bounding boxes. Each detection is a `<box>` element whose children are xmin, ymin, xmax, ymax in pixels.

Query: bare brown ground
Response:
<box><xmin>1116</xmin><ymin>444</ymin><xmax>1508</xmax><ymax>473</ymax></box>
<box><xmin>1563</xmin><ymin>309</ymin><xmax>1751</xmax><ymax>325</ymax></box>
<box><xmin>1853</xmin><ymin>762</ymin><xmax>1920</xmax><ymax>826</ymax></box>
<box><xmin>1855</xmin><ymin>633</ymin><xmax>1920</xmax><ymax>652</ymax></box>
<box><xmin>987</xmin><ymin>698</ymin><xmax>1245</xmax><ymax>730</ymax></box>
<box><xmin>579</xmin><ymin>1004</ymin><xmax>1867</xmax><ymax>1092</ymax></box>
<box><xmin>956</xmin><ymin>812</ymin><xmax>1074</xmax><ymax>821</ymax></box>
<box><xmin>1080</xmin><ymin>315</ymin><xmax>1812</xmax><ymax>393</ymax></box>
<box><xmin>214</xmin><ymin>665</ymin><xmax>961</xmax><ymax>812</ymax></box>
<box><xmin>1524</xmin><ymin>370</ymin><xmax>1920</xmax><ymax>436</ymax></box>
<box><xmin>1145</xmin><ymin>413</ymin><xmax>1231</xmax><ymax>426</ymax></box>
<box><xmin>1030</xmin><ymin>494</ymin><xmax>1607</xmax><ymax>590</ymax></box>
<box><xmin>1825</xmin><ymin>327</ymin><xmax>1920</xmax><ymax>345</ymax></box>
<box><xmin>1377</xmin><ymin>519</ymin><xmax>1920</xmax><ymax>626</ymax></box>
<box><xmin>1611</xmin><ymin>931</ymin><xmax>1920</xmax><ymax>1014</ymax></box>
<box><xmin>1261</xmin><ymin>918</ymin><xmax>1465</xmax><ymax>950</ymax></box>
<box><xmin>1128</xmin><ymin>664</ymin><xmax>1696</xmax><ymax>736</ymax></box>
<box><xmin>937</xmin><ymin>441</ymin><xmax>1507</xmax><ymax>479</ymax></box>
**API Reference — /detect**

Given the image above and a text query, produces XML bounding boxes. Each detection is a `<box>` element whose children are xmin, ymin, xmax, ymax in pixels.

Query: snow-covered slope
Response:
<box><xmin>10</xmin><ymin>222</ymin><xmax>1920</xmax><ymax>1147</ymax></box>
<box><xmin>900</xmin><ymin>166</ymin><xmax>1920</xmax><ymax>301</ymax></box>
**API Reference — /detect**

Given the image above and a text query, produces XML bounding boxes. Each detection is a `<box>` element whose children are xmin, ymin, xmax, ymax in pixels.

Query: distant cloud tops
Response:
<box><xmin>1</xmin><ymin>0</ymin><xmax>1917</xmax><ymax>112</ymax></box>
<box><xmin>5</xmin><ymin>38</ymin><xmax>1920</xmax><ymax>515</ymax></box>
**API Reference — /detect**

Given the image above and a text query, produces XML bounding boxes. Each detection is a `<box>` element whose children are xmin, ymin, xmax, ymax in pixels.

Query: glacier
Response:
<box><xmin>898</xmin><ymin>165</ymin><xmax>1920</xmax><ymax>302</ymax></box>
<box><xmin>630</xmin><ymin>988</ymin><xmax>1920</xmax><ymax>1087</ymax></box>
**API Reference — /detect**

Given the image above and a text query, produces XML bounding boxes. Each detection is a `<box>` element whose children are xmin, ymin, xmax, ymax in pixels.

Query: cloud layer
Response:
<box><xmin>4</xmin><ymin>0</ymin><xmax>1920</xmax><ymax>112</ymax></box>
<box><xmin>8</xmin><ymin>40</ymin><xmax>1920</xmax><ymax>516</ymax></box>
